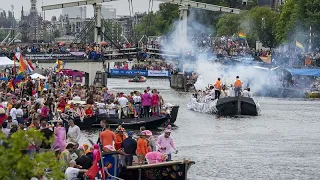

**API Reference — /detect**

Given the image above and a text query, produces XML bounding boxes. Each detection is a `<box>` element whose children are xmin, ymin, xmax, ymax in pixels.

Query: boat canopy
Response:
<box><xmin>285</xmin><ymin>68</ymin><xmax>320</xmax><ymax>77</ymax></box>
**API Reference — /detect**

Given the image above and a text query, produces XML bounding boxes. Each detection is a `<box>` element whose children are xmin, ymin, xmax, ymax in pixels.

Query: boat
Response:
<box><xmin>128</xmin><ymin>76</ymin><xmax>147</xmax><ymax>82</ymax></box>
<box><xmin>96</xmin><ymin>152</ymin><xmax>195</xmax><ymax>180</ymax></box>
<box><xmin>215</xmin><ymin>96</ymin><xmax>260</xmax><ymax>116</ymax></box>
<box><xmin>71</xmin><ymin>105</ymin><xmax>180</xmax><ymax>130</ymax></box>
<box><xmin>187</xmin><ymin>97</ymin><xmax>217</xmax><ymax>114</ymax></box>
<box><xmin>119</xmin><ymin>160</ymin><xmax>195</xmax><ymax>180</ymax></box>
<box><xmin>305</xmin><ymin>91</ymin><xmax>320</xmax><ymax>98</ymax></box>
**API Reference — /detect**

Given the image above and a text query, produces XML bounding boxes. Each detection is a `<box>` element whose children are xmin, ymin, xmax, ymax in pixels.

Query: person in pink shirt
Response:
<box><xmin>156</xmin><ymin>129</ymin><xmax>177</xmax><ymax>161</ymax></box>
<box><xmin>145</xmin><ymin>151</ymin><xmax>168</xmax><ymax>164</ymax></box>
<box><xmin>141</xmin><ymin>90</ymin><xmax>151</xmax><ymax>117</ymax></box>
<box><xmin>151</xmin><ymin>89</ymin><xmax>159</xmax><ymax>116</ymax></box>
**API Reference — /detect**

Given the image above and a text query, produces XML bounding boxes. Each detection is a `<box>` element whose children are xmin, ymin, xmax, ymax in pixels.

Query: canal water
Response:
<box><xmin>80</xmin><ymin>78</ymin><xmax>320</xmax><ymax>180</ymax></box>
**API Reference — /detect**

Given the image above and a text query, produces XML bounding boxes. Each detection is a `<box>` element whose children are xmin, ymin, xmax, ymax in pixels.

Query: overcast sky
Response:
<box><xmin>1</xmin><ymin>0</ymin><xmax>161</xmax><ymax>20</ymax></box>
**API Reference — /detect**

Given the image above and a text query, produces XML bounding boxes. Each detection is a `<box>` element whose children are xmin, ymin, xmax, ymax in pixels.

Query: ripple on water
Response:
<box><xmin>80</xmin><ymin>78</ymin><xmax>320</xmax><ymax>179</ymax></box>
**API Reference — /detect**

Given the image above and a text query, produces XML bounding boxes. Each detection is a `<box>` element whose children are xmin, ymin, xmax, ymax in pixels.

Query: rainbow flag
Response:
<box><xmin>8</xmin><ymin>79</ymin><xmax>14</xmax><ymax>91</ymax></box>
<box><xmin>18</xmin><ymin>55</ymin><xmax>28</xmax><ymax>74</ymax></box>
<box><xmin>238</xmin><ymin>32</ymin><xmax>246</xmax><ymax>39</ymax></box>
<box><xmin>296</xmin><ymin>41</ymin><xmax>305</xmax><ymax>52</ymax></box>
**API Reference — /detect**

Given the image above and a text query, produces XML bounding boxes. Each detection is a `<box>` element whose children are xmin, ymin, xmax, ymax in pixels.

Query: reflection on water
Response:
<box><xmin>80</xmin><ymin>78</ymin><xmax>320</xmax><ymax>179</ymax></box>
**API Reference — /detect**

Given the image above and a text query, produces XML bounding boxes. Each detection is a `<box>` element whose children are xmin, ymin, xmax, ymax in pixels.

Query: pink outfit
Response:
<box><xmin>141</xmin><ymin>93</ymin><xmax>151</xmax><ymax>106</ymax></box>
<box><xmin>145</xmin><ymin>151</ymin><xmax>164</xmax><ymax>164</ymax></box>
<box><xmin>156</xmin><ymin>134</ymin><xmax>176</xmax><ymax>154</ymax></box>
<box><xmin>52</xmin><ymin>126</ymin><xmax>66</xmax><ymax>152</ymax></box>
<box><xmin>151</xmin><ymin>94</ymin><xmax>159</xmax><ymax>106</ymax></box>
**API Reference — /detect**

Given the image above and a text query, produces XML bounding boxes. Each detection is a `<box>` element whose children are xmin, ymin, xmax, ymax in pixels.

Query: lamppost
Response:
<box><xmin>11</xmin><ymin>5</ymin><xmax>15</xmax><ymax>40</ymax></box>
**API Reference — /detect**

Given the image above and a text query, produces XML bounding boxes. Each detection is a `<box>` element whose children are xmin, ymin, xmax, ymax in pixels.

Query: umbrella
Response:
<box><xmin>58</xmin><ymin>42</ymin><xmax>65</xmax><ymax>46</ymax></box>
<box><xmin>30</xmin><ymin>73</ymin><xmax>48</xmax><ymax>80</ymax></box>
<box><xmin>100</xmin><ymin>41</ymin><xmax>108</xmax><ymax>45</ymax></box>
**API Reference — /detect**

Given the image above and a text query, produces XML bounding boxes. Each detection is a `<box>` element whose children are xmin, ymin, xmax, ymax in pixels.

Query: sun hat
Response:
<box><xmin>104</xmin><ymin>145</ymin><xmax>116</xmax><ymax>151</ymax></box>
<box><xmin>142</xmin><ymin>130</ymin><xmax>152</xmax><ymax>136</ymax></box>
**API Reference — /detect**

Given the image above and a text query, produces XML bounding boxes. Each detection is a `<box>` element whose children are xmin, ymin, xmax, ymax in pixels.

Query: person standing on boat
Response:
<box><xmin>136</xmin><ymin>132</ymin><xmax>148</xmax><ymax>165</ymax></box>
<box><xmin>214</xmin><ymin>78</ymin><xmax>222</xmax><ymax>99</ymax></box>
<box><xmin>242</xmin><ymin>88</ymin><xmax>252</xmax><ymax>98</ymax></box>
<box><xmin>156</xmin><ymin>129</ymin><xmax>177</xmax><ymax>161</ymax></box>
<box><xmin>121</xmin><ymin>131</ymin><xmax>137</xmax><ymax>166</ymax></box>
<box><xmin>67</xmin><ymin>120</ymin><xmax>81</xmax><ymax>143</ymax></box>
<box><xmin>100</xmin><ymin>123</ymin><xmax>116</xmax><ymax>151</ymax></box>
<box><xmin>141</xmin><ymin>90</ymin><xmax>151</xmax><ymax>117</ymax></box>
<box><xmin>234</xmin><ymin>76</ymin><xmax>243</xmax><ymax>97</ymax></box>
<box><xmin>115</xmin><ymin>126</ymin><xmax>127</xmax><ymax>150</ymax></box>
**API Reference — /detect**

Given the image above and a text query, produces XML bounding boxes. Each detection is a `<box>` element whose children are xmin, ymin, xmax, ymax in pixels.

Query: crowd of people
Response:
<box><xmin>0</xmin><ymin>62</ymin><xmax>177</xmax><ymax>179</ymax></box>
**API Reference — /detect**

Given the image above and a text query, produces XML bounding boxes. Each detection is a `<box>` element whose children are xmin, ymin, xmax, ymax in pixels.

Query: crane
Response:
<box><xmin>42</xmin><ymin>0</ymin><xmax>118</xmax><ymax>44</ymax></box>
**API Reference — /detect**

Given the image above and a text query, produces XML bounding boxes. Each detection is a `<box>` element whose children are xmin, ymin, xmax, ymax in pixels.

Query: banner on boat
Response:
<box><xmin>147</xmin><ymin>70</ymin><xmax>169</xmax><ymax>77</ymax></box>
<box><xmin>24</xmin><ymin>52</ymin><xmax>86</xmax><ymax>60</ymax></box>
<box><xmin>109</xmin><ymin>69</ymin><xmax>148</xmax><ymax>76</ymax></box>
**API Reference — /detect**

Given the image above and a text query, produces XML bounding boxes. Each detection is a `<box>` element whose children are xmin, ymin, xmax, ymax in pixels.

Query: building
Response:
<box><xmin>62</xmin><ymin>6</ymin><xmax>87</xmax><ymax>19</ymax></box>
<box><xmin>257</xmin><ymin>0</ymin><xmax>286</xmax><ymax>8</ymax></box>
<box><xmin>19</xmin><ymin>0</ymin><xmax>48</xmax><ymax>42</ymax></box>
<box><xmin>101</xmin><ymin>6</ymin><xmax>116</xmax><ymax>19</ymax></box>
<box><xmin>116</xmin><ymin>13</ymin><xmax>145</xmax><ymax>40</ymax></box>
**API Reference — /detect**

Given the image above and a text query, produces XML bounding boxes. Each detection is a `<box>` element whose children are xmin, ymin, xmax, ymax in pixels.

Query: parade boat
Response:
<box><xmin>215</xmin><ymin>96</ymin><xmax>260</xmax><ymax>116</ymax></box>
<box><xmin>96</xmin><ymin>152</ymin><xmax>195</xmax><ymax>180</ymax></box>
<box><xmin>61</xmin><ymin>102</ymin><xmax>179</xmax><ymax>130</ymax></box>
<box><xmin>119</xmin><ymin>160</ymin><xmax>195</xmax><ymax>180</ymax></box>
<box><xmin>128</xmin><ymin>76</ymin><xmax>147</xmax><ymax>82</ymax></box>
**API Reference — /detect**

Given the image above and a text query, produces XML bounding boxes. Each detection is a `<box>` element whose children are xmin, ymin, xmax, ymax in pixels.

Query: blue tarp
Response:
<box><xmin>285</xmin><ymin>68</ymin><xmax>320</xmax><ymax>77</ymax></box>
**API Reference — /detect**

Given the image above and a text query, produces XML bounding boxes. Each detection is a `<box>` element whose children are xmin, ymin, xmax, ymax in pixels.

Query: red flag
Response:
<box><xmin>85</xmin><ymin>150</ymin><xmax>105</xmax><ymax>180</ymax></box>
<box><xmin>85</xmin><ymin>159</ymin><xmax>100</xmax><ymax>180</ymax></box>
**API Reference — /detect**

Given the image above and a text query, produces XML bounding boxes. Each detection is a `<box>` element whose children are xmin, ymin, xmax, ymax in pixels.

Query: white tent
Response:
<box><xmin>0</xmin><ymin>57</ymin><xmax>15</xmax><ymax>67</ymax></box>
<box><xmin>30</xmin><ymin>73</ymin><xmax>48</xmax><ymax>80</ymax></box>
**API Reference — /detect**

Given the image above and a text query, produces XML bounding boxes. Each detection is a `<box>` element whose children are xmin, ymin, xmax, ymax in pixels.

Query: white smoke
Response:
<box><xmin>161</xmin><ymin>10</ymin><xmax>274</xmax><ymax>94</ymax></box>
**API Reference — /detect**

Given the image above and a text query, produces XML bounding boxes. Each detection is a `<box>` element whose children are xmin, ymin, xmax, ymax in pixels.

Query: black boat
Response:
<box><xmin>73</xmin><ymin>105</ymin><xmax>180</xmax><ymax>130</ymax></box>
<box><xmin>95</xmin><ymin>152</ymin><xmax>195</xmax><ymax>180</ymax></box>
<box><xmin>216</xmin><ymin>96</ymin><xmax>260</xmax><ymax>116</ymax></box>
<box><xmin>119</xmin><ymin>160</ymin><xmax>195</xmax><ymax>180</ymax></box>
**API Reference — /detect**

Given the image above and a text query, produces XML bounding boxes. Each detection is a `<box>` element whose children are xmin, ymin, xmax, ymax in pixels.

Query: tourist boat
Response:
<box><xmin>98</xmin><ymin>152</ymin><xmax>195</xmax><ymax>180</ymax></box>
<box><xmin>128</xmin><ymin>76</ymin><xmax>147</xmax><ymax>82</ymax></box>
<box><xmin>64</xmin><ymin>103</ymin><xmax>179</xmax><ymax>130</ymax></box>
<box><xmin>215</xmin><ymin>96</ymin><xmax>260</xmax><ymax>116</ymax></box>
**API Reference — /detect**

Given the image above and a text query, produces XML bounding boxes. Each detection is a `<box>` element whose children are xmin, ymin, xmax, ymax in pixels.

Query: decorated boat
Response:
<box><xmin>93</xmin><ymin>152</ymin><xmax>195</xmax><ymax>180</ymax></box>
<box><xmin>216</xmin><ymin>96</ymin><xmax>260</xmax><ymax>116</ymax></box>
<box><xmin>60</xmin><ymin>101</ymin><xmax>179</xmax><ymax>130</ymax></box>
<box><xmin>128</xmin><ymin>76</ymin><xmax>147</xmax><ymax>82</ymax></box>
<box><xmin>119</xmin><ymin>160</ymin><xmax>195</xmax><ymax>180</ymax></box>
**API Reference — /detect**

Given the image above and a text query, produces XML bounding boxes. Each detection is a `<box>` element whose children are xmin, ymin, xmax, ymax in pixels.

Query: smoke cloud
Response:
<box><xmin>160</xmin><ymin>9</ymin><xmax>275</xmax><ymax>94</ymax></box>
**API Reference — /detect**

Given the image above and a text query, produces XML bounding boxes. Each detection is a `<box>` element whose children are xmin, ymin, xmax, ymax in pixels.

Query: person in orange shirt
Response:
<box><xmin>136</xmin><ymin>132</ymin><xmax>148</xmax><ymax>165</ymax></box>
<box><xmin>115</xmin><ymin>126</ymin><xmax>127</xmax><ymax>150</ymax></box>
<box><xmin>100</xmin><ymin>123</ymin><xmax>116</xmax><ymax>151</ymax></box>
<box><xmin>214</xmin><ymin>78</ymin><xmax>222</xmax><ymax>99</ymax></box>
<box><xmin>234</xmin><ymin>76</ymin><xmax>242</xmax><ymax>97</ymax></box>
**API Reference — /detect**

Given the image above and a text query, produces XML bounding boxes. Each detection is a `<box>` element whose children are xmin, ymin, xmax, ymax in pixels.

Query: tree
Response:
<box><xmin>216</xmin><ymin>13</ymin><xmax>241</xmax><ymax>36</ymax></box>
<box><xmin>275</xmin><ymin>0</ymin><xmax>299</xmax><ymax>44</ymax></box>
<box><xmin>53</xmin><ymin>30</ymin><xmax>61</xmax><ymax>38</ymax></box>
<box><xmin>0</xmin><ymin>29</ymin><xmax>6</xmax><ymax>41</ymax></box>
<box><xmin>0</xmin><ymin>129</ymin><xmax>64</xmax><ymax>179</ymax></box>
<box><xmin>248</xmin><ymin>6</ymin><xmax>279</xmax><ymax>48</ymax></box>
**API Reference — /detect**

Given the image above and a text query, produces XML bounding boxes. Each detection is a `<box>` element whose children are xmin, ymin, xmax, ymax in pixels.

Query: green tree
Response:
<box><xmin>0</xmin><ymin>129</ymin><xmax>64</xmax><ymax>180</ymax></box>
<box><xmin>248</xmin><ymin>6</ymin><xmax>279</xmax><ymax>48</ymax></box>
<box><xmin>275</xmin><ymin>0</ymin><xmax>299</xmax><ymax>44</ymax></box>
<box><xmin>216</xmin><ymin>13</ymin><xmax>241</xmax><ymax>36</ymax></box>
<box><xmin>0</xmin><ymin>29</ymin><xmax>6</xmax><ymax>41</ymax></box>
